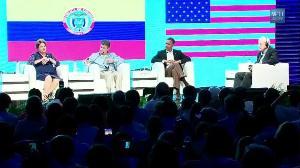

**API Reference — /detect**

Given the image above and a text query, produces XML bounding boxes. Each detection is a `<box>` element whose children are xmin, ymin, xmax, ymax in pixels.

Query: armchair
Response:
<box><xmin>225</xmin><ymin>63</ymin><xmax>289</xmax><ymax>91</ymax></box>
<box><xmin>152</xmin><ymin>61</ymin><xmax>195</xmax><ymax>92</ymax></box>
<box><xmin>23</xmin><ymin>64</ymin><xmax>69</xmax><ymax>94</ymax></box>
<box><xmin>252</xmin><ymin>63</ymin><xmax>289</xmax><ymax>90</ymax></box>
<box><xmin>68</xmin><ymin>63</ymin><xmax>130</xmax><ymax>97</ymax></box>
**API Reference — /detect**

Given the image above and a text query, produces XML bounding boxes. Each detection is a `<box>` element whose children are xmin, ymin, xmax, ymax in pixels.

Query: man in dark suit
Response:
<box><xmin>233</xmin><ymin>37</ymin><xmax>279</xmax><ymax>88</ymax></box>
<box><xmin>151</xmin><ymin>37</ymin><xmax>191</xmax><ymax>99</ymax></box>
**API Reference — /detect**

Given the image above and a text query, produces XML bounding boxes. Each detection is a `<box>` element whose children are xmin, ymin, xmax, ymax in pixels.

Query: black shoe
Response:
<box><xmin>180</xmin><ymin>77</ymin><xmax>190</xmax><ymax>86</ymax></box>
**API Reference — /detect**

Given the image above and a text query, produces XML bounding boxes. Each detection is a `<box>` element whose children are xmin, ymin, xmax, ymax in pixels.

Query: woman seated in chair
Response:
<box><xmin>28</xmin><ymin>38</ymin><xmax>60</xmax><ymax>100</ymax></box>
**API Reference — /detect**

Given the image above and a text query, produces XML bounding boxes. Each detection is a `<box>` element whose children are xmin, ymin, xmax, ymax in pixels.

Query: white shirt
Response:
<box><xmin>166</xmin><ymin>50</ymin><xmax>174</xmax><ymax>61</ymax></box>
<box><xmin>259</xmin><ymin>48</ymin><xmax>268</xmax><ymax>64</ymax></box>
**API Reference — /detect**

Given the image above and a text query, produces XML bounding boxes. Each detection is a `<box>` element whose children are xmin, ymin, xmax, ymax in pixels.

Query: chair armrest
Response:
<box><xmin>183</xmin><ymin>61</ymin><xmax>195</xmax><ymax>86</ymax></box>
<box><xmin>252</xmin><ymin>64</ymin><xmax>278</xmax><ymax>89</ymax></box>
<box><xmin>152</xmin><ymin>62</ymin><xmax>165</xmax><ymax>82</ymax></box>
<box><xmin>24</xmin><ymin>65</ymin><xmax>36</xmax><ymax>89</ymax></box>
<box><xmin>57</xmin><ymin>65</ymin><xmax>69</xmax><ymax>87</ymax></box>
<box><xmin>88</xmin><ymin>64</ymin><xmax>101</xmax><ymax>77</ymax></box>
<box><xmin>252</xmin><ymin>63</ymin><xmax>289</xmax><ymax>90</ymax></box>
<box><xmin>117</xmin><ymin>63</ymin><xmax>130</xmax><ymax>92</ymax></box>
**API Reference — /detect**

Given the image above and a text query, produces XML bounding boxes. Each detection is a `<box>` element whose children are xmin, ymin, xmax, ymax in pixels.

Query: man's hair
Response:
<box><xmin>258</xmin><ymin>36</ymin><xmax>270</xmax><ymax>47</ymax></box>
<box><xmin>35</xmin><ymin>38</ymin><xmax>46</xmax><ymax>49</ymax></box>
<box><xmin>101</xmin><ymin>40</ymin><xmax>111</xmax><ymax>48</ymax></box>
<box><xmin>167</xmin><ymin>37</ymin><xmax>175</xmax><ymax>44</ymax></box>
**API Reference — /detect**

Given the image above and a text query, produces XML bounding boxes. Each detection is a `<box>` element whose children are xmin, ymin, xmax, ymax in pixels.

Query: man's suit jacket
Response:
<box><xmin>151</xmin><ymin>49</ymin><xmax>191</xmax><ymax>67</ymax></box>
<box><xmin>256</xmin><ymin>46</ymin><xmax>278</xmax><ymax>65</ymax></box>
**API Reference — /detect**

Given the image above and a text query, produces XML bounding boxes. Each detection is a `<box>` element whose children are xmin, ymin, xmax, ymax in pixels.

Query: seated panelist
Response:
<box><xmin>233</xmin><ymin>36</ymin><xmax>279</xmax><ymax>88</ymax></box>
<box><xmin>28</xmin><ymin>39</ymin><xmax>60</xmax><ymax>101</ymax></box>
<box><xmin>84</xmin><ymin>40</ymin><xmax>124</xmax><ymax>93</ymax></box>
<box><xmin>151</xmin><ymin>37</ymin><xmax>191</xmax><ymax>99</ymax></box>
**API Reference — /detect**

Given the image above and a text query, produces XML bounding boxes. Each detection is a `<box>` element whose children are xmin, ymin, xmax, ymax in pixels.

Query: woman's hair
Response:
<box><xmin>35</xmin><ymin>38</ymin><xmax>46</xmax><ymax>49</ymax></box>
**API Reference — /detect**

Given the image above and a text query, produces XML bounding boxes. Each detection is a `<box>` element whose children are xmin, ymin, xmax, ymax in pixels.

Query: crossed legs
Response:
<box><xmin>165</xmin><ymin>62</ymin><xmax>189</xmax><ymax>99</ymax></box>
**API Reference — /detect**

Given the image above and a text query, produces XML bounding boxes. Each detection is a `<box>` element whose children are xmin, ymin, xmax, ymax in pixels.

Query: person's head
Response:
<box><xmin>100</xmin><ymin>40</ymin><xmax>110</xmax><ymax>55</ymax></box>
<box><xmin>153</xmin><ymin>82</ymin><xmax>170</xmax><ymax>99</ymax></box>
<box><xmin>62</xmin><ymin>97</ymin><xmax>78</xmax><ymax>116</ymax></box>
<box><xmin>28</xmin><ymin>88</ymin><xmax>42</xmax><ymax>100</ymax></box>
<box><xmin>258</xmin><ymin>36</ymin><xmax>270</xmax><ymax>52</ymax></box>
<box><xmin>155</xmin><ymin>98</ymin><xmax>178</xmax><ymax>117</ymax></box>
<box><xmin>219</xmin><ymin>87</ymin><xmax>234</xmax><ymax>105</ymax></box>
<box><xmin>224</xmin><ymin>94</ymin><xmax>243</xmax><ymax>113</ymax></box>
<box><xmin>0</xmin><ymin>93</ymin><xmax>12</xmax><ymax>111</ymax></box>
<box><xmin>112</xmin><ymin>90</ymin><xmax>125</xmax><ymax>106</ymax></box>
<box><xmin>35</xmin><ymin>38</ymin><xmax>47</xmax><ymax>54</ymax></box>
<box><xmin>50</xmin><ymin>135</ymin><xmax>74</xmax><ymax>163</ymax></box>
<box><xmin>165</xmin><ymin>37</ymin><xmax>175</xmax><ymax>51</ymax></box>
<box><xmin>25</xmin><ymin>96</ymin><xmax>44</xmax><ymax>118</ymax></box>
<box><xmin>183</xmin><ymin>85</ymin><xmax>197</xmax><ymax>100</ymax></box>
<box><xmin>198</xmin><ymin>89</ymin><xmax>212</xmax><ymax>106</ymax></box>
<box><xmin>242</xmin><ymin>143</ymin><xmax>276</xmax><ymax>168</ymax></box>
<box><xmin>56</xmin><ymin>87</ymin><xmax>74</xmax><ymax>103</ymax></box>
<box><xmin>274</xmin><ymin>122</ymin><xmax>300</xmax><ymax>157</ymax></box>
<box><xmin>198</xmin><ymin>107</ymin><xmax>219</xmax><ymax>124</ymax></box>
<box><xmin>125</xmin><ymin>90</ymin><xmax>140</xmax><ymax>108</ymax></box>
<box><xmin>119</xmin><ymin>105</ymin><xmax>135</xmax><ymax>124</ymax></box>
<box><xmin>74</xmin><ymin>105</ymin><xmax>92</xmax><ymax>124</ymax></box>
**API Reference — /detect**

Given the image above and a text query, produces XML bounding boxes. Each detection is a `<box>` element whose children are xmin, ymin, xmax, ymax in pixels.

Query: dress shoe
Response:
<box><xmin>180</xmin><ymin>77</ymin><xmax>190</xmax><ymax>86</ymax></box>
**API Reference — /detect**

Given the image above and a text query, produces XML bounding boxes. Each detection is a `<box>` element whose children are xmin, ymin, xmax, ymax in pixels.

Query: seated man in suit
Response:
<box><xmin>234</xmin><ymin>36</ymin><xmax>279</xmax><ymax>88</ymax></box>
<box><xmin>84</xmin><ymin>40</ymin><xmax>124</xmax><ymax>92</ymax></box>
<box><xmin>151</xmin><ymin>37</ymin><xmax>191</xmax><ymax>99</ymax></box>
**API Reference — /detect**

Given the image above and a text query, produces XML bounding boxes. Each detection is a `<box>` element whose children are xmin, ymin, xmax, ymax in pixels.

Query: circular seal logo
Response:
<box><xmin>63</xmin><ymin>8</ymin><xmax>94</xmax><ymax>35</ymax></box>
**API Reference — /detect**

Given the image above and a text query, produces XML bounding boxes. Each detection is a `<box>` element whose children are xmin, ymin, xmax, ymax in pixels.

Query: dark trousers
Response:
<box><xmin>233</xmin><ymin>72</ymin><xmax>252</xmax><ymax>88</ymax></box>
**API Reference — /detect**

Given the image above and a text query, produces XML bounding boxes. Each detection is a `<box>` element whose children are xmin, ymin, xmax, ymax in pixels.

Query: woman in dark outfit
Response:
<box><xmin>28</xmin><ymin>39</ymin><xmax>60</xmax><ymax>100</ymax></box>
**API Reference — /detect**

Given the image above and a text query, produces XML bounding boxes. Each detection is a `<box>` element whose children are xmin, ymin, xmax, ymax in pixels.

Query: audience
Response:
<box><xmin>0</xmin><ymin>93</ymin><xmax>18</xmax><ymax>127</ymax></box>
<box><xmin>1</xmin><ymin>84</ymin><xmax>300</xmax><ymax>168</ymax></box>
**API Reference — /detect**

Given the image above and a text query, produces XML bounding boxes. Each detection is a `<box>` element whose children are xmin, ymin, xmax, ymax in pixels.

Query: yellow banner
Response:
<box><xmin>7</xmin><ymin>0</ymin><xmax>145</xmax><ymax>21</ymax></box>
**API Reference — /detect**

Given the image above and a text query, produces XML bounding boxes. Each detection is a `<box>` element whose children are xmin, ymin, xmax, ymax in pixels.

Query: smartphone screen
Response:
<box><xmin>104</xmin><ymin>128</ymin><xmax>112</xmax><ymax>136</ymax></box>
<box><xmin>124</xmin><ymin>141</ymin><xmax>131</xmax><ymax>149</ymax></box>
<box><xmin>244</xmin><ymin>100</ymin><xmax>253</xmax><ymax>114</ymax></box>
<box><xmin>29</xmin><ymin>142</ymin><xmax>37</xmax><ymax>152</ymax></box>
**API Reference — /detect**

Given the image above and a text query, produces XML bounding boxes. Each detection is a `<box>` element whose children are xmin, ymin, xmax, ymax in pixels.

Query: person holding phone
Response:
<box><xmin>28</xmin><ymin>39</ymin><xmax>60</xmax><ymax>101</ymax></box>
<box><xmin>84</xmin><ymin>40</ymin><xmax>124</xmax><ymax>92</ymax></box>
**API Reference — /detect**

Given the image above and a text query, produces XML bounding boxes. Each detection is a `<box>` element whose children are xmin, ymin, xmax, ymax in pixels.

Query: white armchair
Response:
<box><xmin>117</xmin><ymin>63</ymin><xmax>130</xmax><ymax>92</ymax></box>
<box><xmin>23</xmin><ymin>64</ymin><xmax>69</xmax><ymax>94</ymax></box>
<box><xmin>68</xmin><ymin>63</ymin><xmax>130</xmax><ymax>97</ymax></box>
<box><xmin>225</xmin><ymin>63</ymin><xmax>289</xmax><ymax>91</ymax></box>
<box><xmin>152</xmin><ymin>61</ymin><xmax>195</xmax><ymax>92</ymax></box>
<box><xmin>252</xmin><ymin>63</ymin><xmax>289</xmax><ymax>90</ymax></box>
<box><xmin>68</xmin><ymin>64</ymin><xmax>106</xmax><ymax>97</ymax></box>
